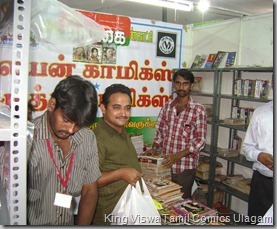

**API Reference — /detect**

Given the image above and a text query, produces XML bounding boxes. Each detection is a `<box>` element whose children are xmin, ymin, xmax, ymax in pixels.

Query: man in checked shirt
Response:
<box><xmin>151</xmin><ymin>69</ymin><xmax>207</xmax><ymax>199</ymax></box>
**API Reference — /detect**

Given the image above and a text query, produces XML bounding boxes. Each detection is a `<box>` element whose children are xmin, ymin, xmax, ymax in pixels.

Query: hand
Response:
<box><xmin>120</xmin><ymin>168</ymin><xmax>142</xmax><ymax>186</ymax></box>
<box><xmin>142</xmin><ymin>148</ymin><xmax>160</xmax><ymax>156</ymax></box>
<box><xmin>161</xmin><ymin>154</ymin><xmax>180</xmax><ymax>167</ymax></box>
<box><xmin>258</xmin><ymin>152</ymin><xmax>273</xmax><ymax>170</ymax></box>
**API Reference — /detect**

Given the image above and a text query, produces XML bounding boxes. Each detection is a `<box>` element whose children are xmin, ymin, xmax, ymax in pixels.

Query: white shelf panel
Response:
<box><xmin>0</xmin><ymin>129</ymin><xmax>11</xmax><ymax>141</ymax></box>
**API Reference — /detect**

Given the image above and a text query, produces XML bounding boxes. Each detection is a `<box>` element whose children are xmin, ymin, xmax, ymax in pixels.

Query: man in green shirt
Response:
<box><xmin>92</xmin><ymin>84</ymin><xmax>142</xmax><ymax>225</ymax></box>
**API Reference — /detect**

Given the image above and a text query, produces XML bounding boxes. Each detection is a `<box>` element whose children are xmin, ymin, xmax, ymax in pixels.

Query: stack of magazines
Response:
<box><xmin>145</xmin><ymin>178</ymin><xmax>183</xmax><ymax>205</ymax></box>
<box><xmin>138</xmin><ymin>155</ymin><xmax>171</xmax><ymax>180</ymax></box>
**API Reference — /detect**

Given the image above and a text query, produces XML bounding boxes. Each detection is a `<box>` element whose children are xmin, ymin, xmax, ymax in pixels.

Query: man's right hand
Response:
<box><xmin>142</xmin><ymin>149</ymin><xmax>160</xmax><ymax>156</ymax></box>
<box><xmin>258</xmin><ymin>152</ymin><xmax>273</xmax><ymax>170</ymax></box>
<box><xmin>120</xmin><ymin>168</ymin><xmax>142</xmax><ymax>186</ymax></box>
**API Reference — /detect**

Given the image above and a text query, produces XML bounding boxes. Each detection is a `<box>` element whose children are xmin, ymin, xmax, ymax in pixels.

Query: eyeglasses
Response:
<box><xmin>174</xmin><ymin>81</ymin><xmax>191</xmax><ymax>87</ymax></box>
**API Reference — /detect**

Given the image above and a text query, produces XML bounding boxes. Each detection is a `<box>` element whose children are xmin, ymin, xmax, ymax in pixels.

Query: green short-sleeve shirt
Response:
<box><xmin>92</xmin><ymin>119</ymin><xmax>142</xmax><ymax>225</ymax></box>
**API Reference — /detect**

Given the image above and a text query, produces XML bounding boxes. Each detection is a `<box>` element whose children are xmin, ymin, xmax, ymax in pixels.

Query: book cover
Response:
<box><xmin>190</xmin><ymin>55</ymin><xmax>201</xmax><ymax>68</ymax></box>
<box><xmin>191</xmin><ymin>76</ymin><xmax>202</xmax><ymax>92</ymax></box>
<box><xmin>204</xmin><ymin>53</ymin><xmax>217</xmax><ymax>68</ymax></box>
<box><xmin>243</xmin><ymin>79</ymin><xmax>255</xmax><ymax>97</ymax></box>
<box><xmin>191</xmin><ymin>55</ymin><xmax>207</xmax><ymax>69</ymax></box>
<box><xmin>225</xmin><ymin>52</ymin><xmax>237</xmax><ymax>67</ymax></box>
<box><xmin>212</xmin><ymin>51</ymin><xmax>228</xmax><ymax>68</ymax></box>
<box><xmin>146</xmin><ymin>178</ymin><xmax>182</xmax><ymax>194</ymax></box>
<box><xmin>173</xmin><ymin>198</ymin><xmax>217</xmax><ymax>218</ymax></box>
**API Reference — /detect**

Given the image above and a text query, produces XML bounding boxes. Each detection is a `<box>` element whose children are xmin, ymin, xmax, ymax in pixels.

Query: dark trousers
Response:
<box><xmin>171</xmin><ymin>169</ymin><xmax>195</xmax><ymax>199</ymax></box>
<box><xmin>248</xmin><ymin>170</ymin><xmax>273</xmax><ymax>224</ymax></box>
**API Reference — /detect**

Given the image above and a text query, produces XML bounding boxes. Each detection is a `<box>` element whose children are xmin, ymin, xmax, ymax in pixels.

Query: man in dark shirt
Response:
<box><xmin>92</xmin><ymin>84</ymin><xmax>142</xmax><ymax>225</ymax></box>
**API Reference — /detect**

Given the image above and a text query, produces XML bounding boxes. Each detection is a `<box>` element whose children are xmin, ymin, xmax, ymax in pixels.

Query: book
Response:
<box><xmin>235</xmin><ymin>178</ymin><xmax>251</xmax><ymax>194</ymax></box>
<box><xmin>223</xmin><ymin>174</ymin><xmax>244</xmax><ymax>185</ymax></box>
<box><xmin>146</xmin><ymin>178</ymin><xmax>182</xmax><ymax>195</ymax></box>
<box><xmin>254</xmin><ymin>80</ymin><xmax>270</xmax><ymax>99</ymax></box>
<box><xmin>173</xmin><ymin>198</ymin><xmax>217</xmax><ymax>218</ymax></box>
<box><xmin>196</xmin><ymin>167</ymin><xmax>222</xmax><ymax>180</ymax></box>
<box><xmin>130</xmin><ymin>134</ymin><xmax>144</xmax><ymax>155</ymax></box>
<box><xmin>204</xmin><ymin>53</ymin><xmax>217</xmax><ymax>68</ymax></box>
<box><xmin>214</xmin><ymin>174</ymin><xmax>228</xmax><ymax>182</ymax></box>
<box><xmin>197</xmin><ymin>155</ymin><xmax>223</xmax><ymax>172</ymax></box>
<box><xmin>192</xmin><ymin>76</ymin><xmax>202</xmax><ymax>92</ymax></box>
<box><xmin>153</xmin><ymin>189</ymin><xmax>182</xmax><ymax>199</ymax></box>
<box><xmin>217</xmin><ymin>148</ymin><xmax>239</xmax><ymax>157</ymax></box>
<box><xmin>242</xmin><ymin>79</ymin><xmax>255</xmax><ymax>97</ymax></box>
<box><xmin>138</xmin><ymin>155</ymin><xmax>165</xmax><ymax>166</ymax></box>
<box><xmin>225</xmin><ymin>52</ymin><xmax>237</xmax><ymax>67</ymax></box>
<box><xmin>212</xmin><ymin>51</ymin><xmax>228</xmax><ymax>68</ymax></box>
<box><xmin>191</xmin><ymin>55</ymin><xmax>207</xmax><ymax>69</ymax></box>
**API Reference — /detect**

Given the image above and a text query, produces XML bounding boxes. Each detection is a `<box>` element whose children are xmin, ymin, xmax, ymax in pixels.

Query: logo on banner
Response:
<box><xmin>156</xmin><ymin>32</ymin><xmax>176</xmax><ymax>58</ymax></box>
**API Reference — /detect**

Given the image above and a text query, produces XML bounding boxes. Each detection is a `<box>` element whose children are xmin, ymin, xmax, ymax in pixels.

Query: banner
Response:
<box><xmin>0</xmin><ymin>12</ymin><xmax>184</xmax><ymax>146</ymax></box>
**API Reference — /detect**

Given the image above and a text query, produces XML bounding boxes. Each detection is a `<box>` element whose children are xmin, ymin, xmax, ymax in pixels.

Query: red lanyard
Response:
<box><xmin>46</xmin><ymin>139</ymin><xmax>74</xmax><ymax>194</ymax></box>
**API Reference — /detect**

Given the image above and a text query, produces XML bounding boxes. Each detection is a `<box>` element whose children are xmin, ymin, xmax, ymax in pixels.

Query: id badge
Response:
<box><xmin>54</xmin><ymin>193</ymin><xmax>73</xmax><ymax>208</ymax></box>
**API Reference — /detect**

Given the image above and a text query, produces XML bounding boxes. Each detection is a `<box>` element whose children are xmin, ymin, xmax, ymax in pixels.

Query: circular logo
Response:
<box><xmin>159</xmin><ymin>36</ymin><xmax>175</xmax><ymax>55</ymax></box>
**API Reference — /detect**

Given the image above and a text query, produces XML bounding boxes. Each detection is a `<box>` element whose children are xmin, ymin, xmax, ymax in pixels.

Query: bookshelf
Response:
<box><xmin>173</xmin><ymin>66</ymin><xmax>273</xmax><ymax>213</ymax></box>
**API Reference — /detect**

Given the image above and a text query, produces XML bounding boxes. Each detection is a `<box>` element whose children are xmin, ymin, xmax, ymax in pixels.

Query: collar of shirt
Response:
<box><xmin>98</xmin><ymin>118</ymin><xmax>128</xmax><ymax>138</ymax></box>
<box><xmin>169</xmin><ymin>96</ymin><xmax>196</xmax><ymax>110</ymax></box>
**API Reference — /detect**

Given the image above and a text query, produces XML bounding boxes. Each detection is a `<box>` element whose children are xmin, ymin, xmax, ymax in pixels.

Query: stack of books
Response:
<box><xmin>223</xmin><ymin>174</ymin><xmax>244</xmax><ymax>185</ymax></box>
<box><xmin>235</xmin><ymin>178</ymin><xmax>251</xmax><ymax>194</ymax></box>
<box><xmin>145</xmin><ymin>178</ymin><xmax>183</xmax><ymax>205</ymax></box>
<box><xmin>138</xmin><ymin>155</ymin><xmax>171</xmax><ymax>180</ymax></box>
<box><xmin>223</xmin><ymin>174</ymin><xmax>251</xmax><ymax>194</ymax></box>
<box><xmin>196</xmin><ymin>155</ymin><xmax>223</xmax><ymax>180</ymax></box>
<box><xmin>130</xmin><ymin>134</ymin><xmax>144</xmax><ymax>155</ymax></box>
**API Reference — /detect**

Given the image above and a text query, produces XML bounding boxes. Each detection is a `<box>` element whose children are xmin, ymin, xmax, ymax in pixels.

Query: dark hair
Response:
<box><xmin>91</xmin><ymin>47</ymin><xmax>98</xmax><ymax>53</ymax></box>
<box><xmin>101</xmin><ymin>84</ymin><xmax>132</xmax><ymax>108</ymax></box>
<box><xmin>51</xmin><ymin>75</ymin><xmax>98</xmax><ymax>127</ymax></box>
<box><xmin>173</xmin><ymin>69</ymin><xmax>195</xmax><ymax>84</ymax></box>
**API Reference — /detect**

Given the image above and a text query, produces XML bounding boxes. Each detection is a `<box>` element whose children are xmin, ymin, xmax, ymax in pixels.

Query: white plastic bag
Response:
<box><xmin>31</xmin><ymin>0</ymin><xmax>106</xmax><ymax>46</ymax></box>
<box><xmin>111</xmin><ymin>178</ymin><xmax>161</xmax><ymax>225</ymax></box>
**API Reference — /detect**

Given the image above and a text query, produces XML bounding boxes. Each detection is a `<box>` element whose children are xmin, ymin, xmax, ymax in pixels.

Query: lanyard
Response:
<box><xmin>46</xmin><ymin>139</ymin><xmax>74</xmax><ymax>194</ymax></box>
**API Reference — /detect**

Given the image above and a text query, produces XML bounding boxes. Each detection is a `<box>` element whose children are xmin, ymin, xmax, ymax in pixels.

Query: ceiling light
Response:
<box><xmin>198</xmin><ymin>0</ymin><xmax>210</xmax><ymax>13</ymax></box>
<box><xmin>127</xmin><ymin>0</ymin><xmax>194</xmax><ymax>12</ymax></box>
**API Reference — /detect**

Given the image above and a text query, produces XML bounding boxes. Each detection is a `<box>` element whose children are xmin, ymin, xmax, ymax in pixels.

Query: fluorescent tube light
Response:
<box><xmin>127</xmin><ymin>0</ymin><xmax>194</xmax><ymax>12</ymax></box>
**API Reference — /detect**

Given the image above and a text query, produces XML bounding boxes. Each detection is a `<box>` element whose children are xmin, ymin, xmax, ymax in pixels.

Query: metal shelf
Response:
<box><xmin>220</xmin><ymin>94</ymin><xmax>271</xmax><ymax>102</ymax></box>
<box><xmin>218</xmin><ymin>123</ymin><xmax>248</xmax><ymax>132</ymax></box>
<box><xmin>0</xmin><ymin>0</ymin><xmax>32</xmax><ymax>225</ymax></box>
<box><xmin>220</xmin><ymin>66</ymin><xmax>273</xmax><ymax>72</ymax></box>
<box><xmin>216</xmin><ymin>67</ymin><xmax>273</xmax><ymax>209</ymax></box>
<box><xmin>191</xmin><ymin>92</ymin><xmax>215</xmax><ymax>98</ymax></box>
<box><xmin>217</xmin><ymin>154</ymin><xmax>253</xmax><ymax>169</ymax></box>
<box><xmin>186</xmin><ymin>66</ymin><xmax>273</xmax><ymax>210</ymax></box>
<box><xmin>186</xmin><ymin>68</ymin><xmax>217</xmax><ymax>72</ymax></box>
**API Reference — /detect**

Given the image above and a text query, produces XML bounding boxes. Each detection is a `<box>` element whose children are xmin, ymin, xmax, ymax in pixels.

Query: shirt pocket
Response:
<box><xmin>182</xmin><ymin>123</ymin><xmax>193</xmax><ymax>140</ymax></box>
